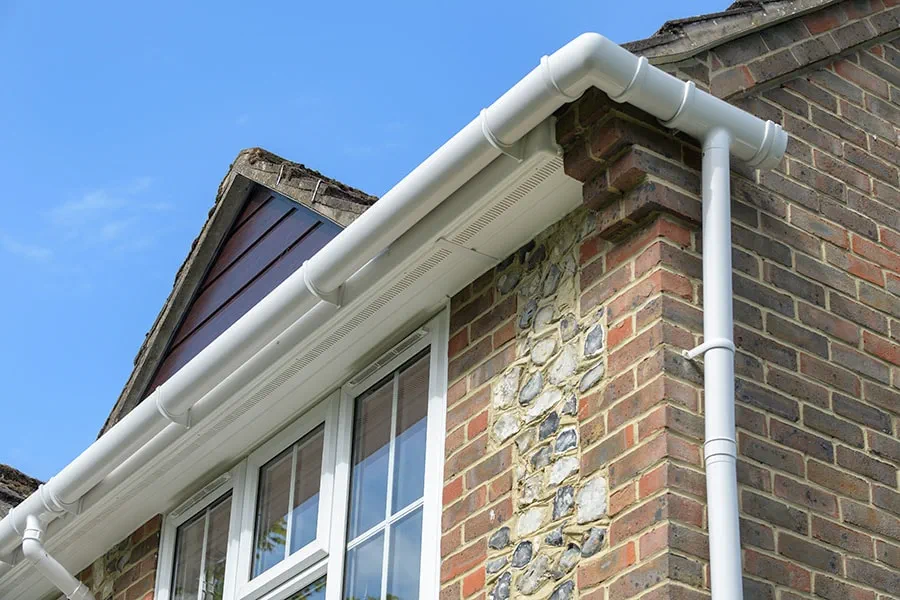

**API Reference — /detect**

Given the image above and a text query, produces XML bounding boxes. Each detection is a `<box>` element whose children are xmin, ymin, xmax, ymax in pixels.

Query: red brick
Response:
<box><xmin>577</xmin><ymin>542</ymin><xmax>636</xmax><ymax>589</ymax></box>
<box><xmin>863</xmin><ymin>330</ymin><xmax>900</xmax><ymax>366</ymax></box>
<box><xmin>466</xmin><ymin>410</ymin><xmax>488</xmax><ymax>440</ymax></box>
<box><xmin>462</xmin><ymin>567</ymin><xmax>485</xmax><ymax>598</ymax></box>
<box><xmin>441</xmin><ymin>539</ymin><xmax>487</xmax><ymax>583</ymax></box>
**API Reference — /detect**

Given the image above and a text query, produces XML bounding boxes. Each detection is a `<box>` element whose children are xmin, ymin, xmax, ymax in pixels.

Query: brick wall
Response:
<box><xmin>77</xmin><ymin>516</ymin><xmax>161</xmax><ymax>600</ymax></box>
<box><xmin>441</xmin><ymin>1</ymin><xmax>900</xmax><ymax>599</ymax></box>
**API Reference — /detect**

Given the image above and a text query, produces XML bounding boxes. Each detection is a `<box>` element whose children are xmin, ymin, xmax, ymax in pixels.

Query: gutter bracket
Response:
<box><xmin>302</xmin><ymin>261</ymin><xmax>343</xmax><ymax>306</ymax></box>
<box><xmin>153</xmin><ymin>388</ymin><xmax>191</xmax><ymax>428</ymax></box>
<box><xmin>480</xmin><ymin>109</ymin><xmax>525</xmax><ymax>162</ymax></box>
<box><xmin>682</xmin><ymin>338</ymin><xmax>735</xmax><ymax>360</ymax></box>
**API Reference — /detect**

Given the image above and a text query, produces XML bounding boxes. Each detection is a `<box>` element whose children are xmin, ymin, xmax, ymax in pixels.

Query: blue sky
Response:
<box><xmin>0</xmin><ymin>0</ymin><xmax>727</xmax><ymax>481</ymax></box>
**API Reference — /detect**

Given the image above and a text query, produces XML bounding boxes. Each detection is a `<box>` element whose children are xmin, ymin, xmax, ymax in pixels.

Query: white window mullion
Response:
<box><xmin>380</xmin><ymin>372</ymin><xmax>400</xmax><ymax>600</ymax></box>
<box><xmin>197</xmin><ymin>507</ymin><xmax>212</xmax><ymax>600</ymax></box>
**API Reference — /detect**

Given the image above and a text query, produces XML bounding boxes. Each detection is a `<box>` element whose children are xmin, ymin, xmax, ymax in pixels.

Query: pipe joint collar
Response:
<box><xmin>69</xmin><ymin>583</ymin><xmax>94</xmax><ymax>600</ymax></box>
<box><xmin>704</xmin><ymin>438</ymin><xmax>737</xmax><ymax>462</ymax></box>
<box><xmin>609</xmin><ymin>55</ymin><xmax>648</xmax><ymax>104</ymax></box>
<box><xmin>153</xmin><ymin>387</ymin><xmax>191</xmax><ymax>428</ymax></box>
<box><xmin>540</xmin><ymin>56</ymin><xmax>580</xmax><ymax>102</ymax></box>
<box><xmin>660</xmin><ymin>80</ymin><xmax>696</xmax><ymax>130</ymax></box>
<box><xmin>479</xmin><ymin>109</ymin><xmax>525</xmax><ymax>161</ymax></box>
<box><xmin>302</xmin><ymin>261</ymin><xmax>344</xmax><ymax>306</ymax></box>
<box><xmin>39</xmin><ymin>483</ymin><xmax>80</xmax><ymax>515</ymax></box>
<box><xmin>22</xmin><ymin>514</ymin><xmax>44</xmax><ymax>544</ymax></box>
<box><xmin>746</xmin><ymin>120</ymin><xmax>786</xmax><ymax>170</ymax></box>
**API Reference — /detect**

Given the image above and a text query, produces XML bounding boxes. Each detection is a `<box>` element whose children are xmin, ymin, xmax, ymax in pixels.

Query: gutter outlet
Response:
<box><xmin>21</xmin><ymin>515</ymin><xmax>95</xmax><ymax>600</ymax></box>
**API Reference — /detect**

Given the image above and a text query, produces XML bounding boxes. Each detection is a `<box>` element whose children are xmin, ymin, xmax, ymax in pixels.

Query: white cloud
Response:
<box><xmin>45</xmin><ymin>176</ymin><xmax>167</xmax><ymax>250</ymax></box>
<box><xmin>0</xmin><ymin>234</ymin><xmax>52</xmax><ymax>261</ymax></box>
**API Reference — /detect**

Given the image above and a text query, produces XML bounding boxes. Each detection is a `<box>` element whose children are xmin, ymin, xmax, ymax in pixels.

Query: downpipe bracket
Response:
<box><xmin>682</xmin><ymin>338</ymin><xmax>735</xmax><ymax>361</ymax></box>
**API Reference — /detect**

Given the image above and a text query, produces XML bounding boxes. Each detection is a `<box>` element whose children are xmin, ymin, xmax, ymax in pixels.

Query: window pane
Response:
<box><xmin>290</xmin><ymin>426</ymin><xmax>324</xmax><ymax>553</ymax></box>
<box><xmin>203</xmin><ymin>496</ymin><xmax>232</xmax><ymax>600</ymax></box>
<box><xmin>343</xmin><ymin>532</ymin><xmax>384</xmax><ymax>600</ymax></box>
<box><xmin>253</xmin><ymin>447</ymin><xmax>293</xmax><ymax>576</ymax></box>
<box><xmin>285</xmin><ymin>576</ymin><xmax>327</xmax><ymax>600</ymax></box>
<box><xmin>253</xmin><ymin>425</ymin><xmax>325</xmax><ymax>578</ymax></box>
<box><xmin>348</xmin><ymin>379</ymin><xmax>393</xmax><ymax>539</ymax></box>
<box><xmin>172</xmin><ymin>513</ymin><xmax>206</xmax><ymax>600</ymax></box>
<box><xmin>172</xmin><ymin>493</ymin><xmax>232</xmax><ymax>600</ymax></box>
<box><xmin>386</xmin><ymin>508</ymin><xmax>423</xmax><ymax>600</ymax></box>
<box><xmin>393</xmin><ymin>354</ymin><xmax>430</xmax><ymax>513</ymax></box>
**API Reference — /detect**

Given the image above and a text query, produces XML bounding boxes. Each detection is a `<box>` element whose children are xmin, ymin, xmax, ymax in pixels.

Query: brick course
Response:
<box><xmin>77</xmin><ymin>516</ymin><xmax>161</xmax><ymax>600</ymax></box>
<box><xmin>442</xmin><ymin>2</ymin><xmax>900</xmax><ymax>599</ymax></box>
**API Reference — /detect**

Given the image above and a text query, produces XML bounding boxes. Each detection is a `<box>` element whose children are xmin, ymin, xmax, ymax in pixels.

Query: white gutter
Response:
<box><xmin>1</xmin><ymin>33</ymin><xmax>786</xmax><ymax>600</ymax></box>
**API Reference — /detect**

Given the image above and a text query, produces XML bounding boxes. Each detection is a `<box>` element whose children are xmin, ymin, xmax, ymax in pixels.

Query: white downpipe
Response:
<box><xmin>21</xmin><ymin>515</ymin><xmax>94</xmax><ymax>600</ymax></box>
<box><xmin>701</xmin><ymin>128</ymin><xmax>743</xmax><ymax>600</ymax></box>
<box><xmin>1</xmin><ymin>33</ymin><xmax>786</xmax><ymax>599</ymax></box>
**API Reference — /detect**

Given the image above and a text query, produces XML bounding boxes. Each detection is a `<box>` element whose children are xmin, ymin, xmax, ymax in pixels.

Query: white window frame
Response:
<box><xmin>155</xmin><ymin>464</ymin><xmax>246</xmax><ymax>600</ymax></box>
<box><xmin>325</xmin><ymin>310</ymin><xmax>448</xmax><ymax>600</ymax></box>
<box><xmin>235</xmin><ymin>393</ymin><xmax>340</xmax><ymax>600</ymax></box>
<box><xmin>154</xmin><ymin>309</ymin><xmax>449</xmax><ymax>600</ymax></box>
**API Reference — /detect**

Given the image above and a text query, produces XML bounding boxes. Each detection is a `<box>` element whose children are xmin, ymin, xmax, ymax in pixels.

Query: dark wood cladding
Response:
<box><xmin>145</xmin><ymin>186</ymin><xmax>341</xmax><ymax>393</ymax></box>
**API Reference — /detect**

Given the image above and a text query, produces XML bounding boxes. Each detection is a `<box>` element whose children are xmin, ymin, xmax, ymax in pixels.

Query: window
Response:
<box><xmin>236</xmin><ymin>397</ymin><xmax>338</xmax><ymax>600</ymax></box>
<box><xmin>172</xmin><ymin>493</ymin><xmax>232</xmax><ymax>600</ymax></box>
<box><xmin>156</xmin><ymin>473</ymin><xmax>243</xmax><ymax>600</ymax></box>
<box><xmin>155</xmin><ymin>311</ymin><xmax>448</xmax><ymax>600</ymax></box>
<box><xmin>343</xmin><ymin>352</ymin><xmax>430</xmax><ymax>600</ymax></box>
<box><xmin>252</xmin><ymin>426</ymin><xmax>325</xmax><ymax>576</ymax></box>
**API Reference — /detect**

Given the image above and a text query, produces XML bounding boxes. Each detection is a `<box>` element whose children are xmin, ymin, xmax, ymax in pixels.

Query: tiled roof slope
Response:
<box><xmin>0</xmin><ymin>465</ymin><xmax>41</xmax><ymax>518</ymax></box>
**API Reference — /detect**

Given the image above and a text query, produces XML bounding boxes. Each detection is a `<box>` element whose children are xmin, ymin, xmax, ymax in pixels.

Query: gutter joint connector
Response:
<box><xmin>153</xmin><ymin>387</ymin><xmax>191</xmax><ymax>428</ymax></box>
<box><xmin>480</xmin><ymin>109</ymin><xmax>525</xmax><ymax>162</ymax></box>
<box><xmin>302</xmin><ymin>261</ymin><xmax>343</xmax><ymax>306</ymax></box>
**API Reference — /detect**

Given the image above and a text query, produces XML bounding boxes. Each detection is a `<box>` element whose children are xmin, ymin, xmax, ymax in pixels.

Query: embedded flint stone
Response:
<box><xmin>539</xmin><ymin>412</ymin><xmax>560</xmax><ymax>439</ymax></box>
<box><xmin>548</xmin><ymin>344</ymin><xmax>578</xmax><ymax>384</ymax></box>
<box><xmin>553</xmin><ymin>485</ymin><xmax>575</xmax><ymax>519</ymax></box>
<box><xmin>517</xmin><ymin>506</ymin><xmax>547</xmax><ymax>536</ymax></box>
<box><xmin>490</xmin><ymin>572</ymin><xmax>511</xmax><ymax>600</ymax></box>
<box><xmin>519</xmin><ymin>372</ymin><xmax>543</xmax><ymax>405</ymax></box>
<box><xmin>555</xmin><ymin>428</ymin><xmax>578</xmax><ymax>454</ymax></box>
<box><xmin>494</xmin><ymin>413</ymin><xmax>521</xmax><ymax>443</ymax></box>
<box><xmin>531</xmin><ymin>336</ymin><xmax>558</xmax><ymax>365</ymax></box>
<box><xmin>517</xmin><ymin>554</ymin><xmax>550</xmax><ymax>594</ymax></box>
<box><xmin>579</xmin><ymin>361</ymin><xmax>606</xmax><ymax>393</ymax></box>
<box><xmin>489</xmin><ymin>527</ymin><xmax>511</xmax><ymax>549</ymax></box>
<box><xmin>511</xmin><ymin>541</ymin><xmax>533</xmax><ymax>568</ymax></box>
<box><xmin>531</xmin><ymin>446</ymin><xmax>552</xmax><ymax>469</ymax></box>
<box><xmin>576</xmin><ymin>477</ymin><xmax>608</xmax><ymax>524</ymax></box>
<box><xmin>549</xmin><ymin>456</ymin><xmax>579</xmax><ymax>486</ymax></box>
<box><xmin>584</xmin><ymin>324</ymin><xmax>605</xmax><ymax>357</ymax></box>
<box><xmin>545</xmin><ymin>527</ymin><xmax>564</xmax><ymax>546</ymax></box>
<box><xmin>581</xmin><ymin>527</ymin><xmax>606</xmax><ymax>557</ymax></box>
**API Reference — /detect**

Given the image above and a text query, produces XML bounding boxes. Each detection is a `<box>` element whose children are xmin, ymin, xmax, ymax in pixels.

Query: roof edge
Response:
<box><xmin>625</xmin><ymin>0</ymin><xmax>842</xmax><ymax>64</ymax></box>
